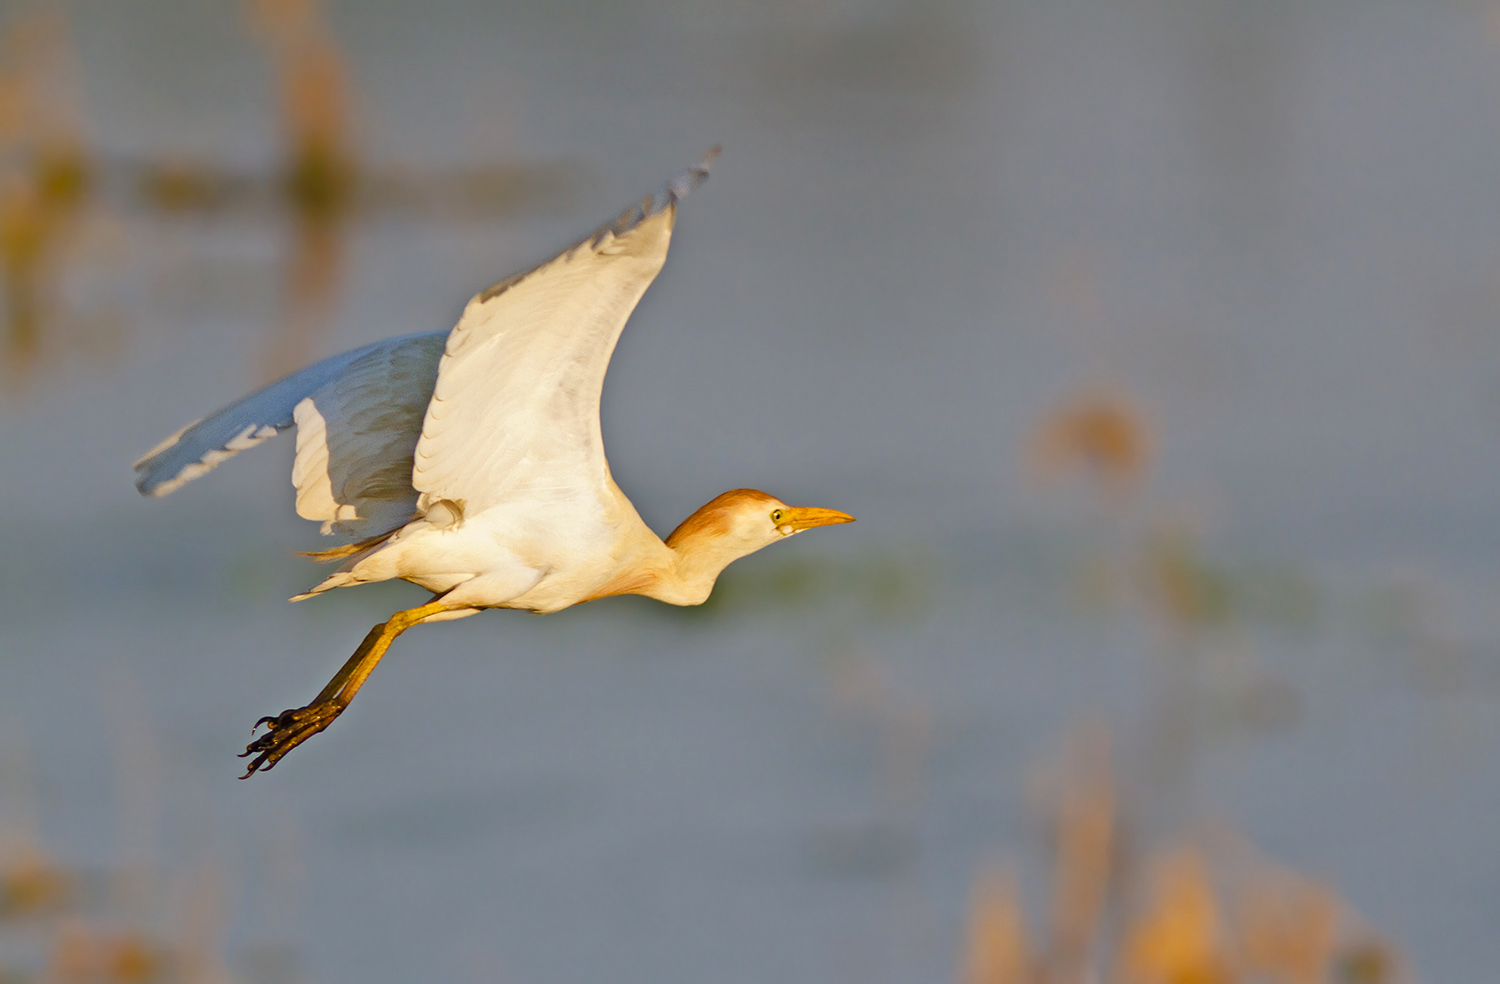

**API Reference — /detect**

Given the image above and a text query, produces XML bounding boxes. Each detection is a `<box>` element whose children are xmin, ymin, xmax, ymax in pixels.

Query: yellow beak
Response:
<box><xmin>781</xmin><ymin>506</ymin><xmax>856</xmax><ymax>532</ymax></box>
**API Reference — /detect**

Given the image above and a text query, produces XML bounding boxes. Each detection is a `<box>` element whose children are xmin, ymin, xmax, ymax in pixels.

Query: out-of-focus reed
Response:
<box><xmin>0</xmin><ymin>0</ymin><xmax>580</xmax><ymax>387</ymax></box>
<box><xmin>0</xmin><ymin>725</ymin><xmax>294</xmax><ymax>984</ymax></box>
<box><xmin>961</xmin><ymin>726</ymin><xmax>1408</xmax><ymax>984</ymax></box>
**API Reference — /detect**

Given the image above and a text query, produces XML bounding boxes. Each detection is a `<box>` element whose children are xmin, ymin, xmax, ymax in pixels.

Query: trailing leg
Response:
<box><xmin>239</xmin><ymin>599</ymin><xmax>456</xmax><ymax>777</ymax></box>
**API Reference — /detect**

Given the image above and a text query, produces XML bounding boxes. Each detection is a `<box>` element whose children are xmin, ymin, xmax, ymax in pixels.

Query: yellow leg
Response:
<box><xmin>240</xmin><ymin>599</ymin><xmax>458</xmax><ymax>778</ymax></box>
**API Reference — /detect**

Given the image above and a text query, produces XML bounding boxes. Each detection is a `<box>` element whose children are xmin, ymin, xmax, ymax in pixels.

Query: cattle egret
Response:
<box><xmin>134</xmin><ymin>150</ymin><xmax>854</xmax><ymax>776</ymax></box>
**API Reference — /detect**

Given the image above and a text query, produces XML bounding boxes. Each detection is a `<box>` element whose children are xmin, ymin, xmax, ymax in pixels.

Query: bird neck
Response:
<box><xmin>649</xmin><ymin>534</ymin><xmax>741</xmax><ymax>606</ymax></box>
<box><xmin>585</xmin><ymin>492</ymin><xmax>768</xmax><ymax>607</ymax></box>
<box><xmin>639</xmin><ymin>496</ymin><xmax>763</xmax><ymax>606</ymax></box>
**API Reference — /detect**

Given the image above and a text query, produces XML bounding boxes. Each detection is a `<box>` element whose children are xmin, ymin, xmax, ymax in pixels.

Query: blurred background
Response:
<box><xmin>0</xmin><ymin>0</ymin><xmax>1496</xmax><ymax>981</ymax></box>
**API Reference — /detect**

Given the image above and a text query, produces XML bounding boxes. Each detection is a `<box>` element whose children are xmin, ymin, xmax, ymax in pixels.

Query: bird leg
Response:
<box><xmin>239</xmin><ymin>599</ymin><xmax>456</xmax><ymax>777</ymax></box>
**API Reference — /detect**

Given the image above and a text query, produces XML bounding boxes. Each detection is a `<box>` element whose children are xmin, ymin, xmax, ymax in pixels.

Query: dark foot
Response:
<box><xmin>238</xmin><ymin>701</ymin><xmax>346</xmax><ymax>778</ymax></box>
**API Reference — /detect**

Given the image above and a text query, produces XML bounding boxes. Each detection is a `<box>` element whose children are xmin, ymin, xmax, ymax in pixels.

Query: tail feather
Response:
<box><xmin>297</xmin><ymin>524</ymin><xmax>405</xmax><ymax>563</ymax></box>
<box><xmin>290</xmin><ymin>524</ymin><xmax>406</xmax><ymax>600</ymax></box>
<box><xmin>289</xmin><ymin>571</ymin><xmax>362</xmax><ymax>602</ymax></box>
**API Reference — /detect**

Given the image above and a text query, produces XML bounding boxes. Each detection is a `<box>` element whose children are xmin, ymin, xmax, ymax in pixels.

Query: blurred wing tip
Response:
<box><xmin>131</xmin><ymin>421</ymin><xmax>195</xmax><ymax>473</ymax></box>
<box><xmin>475</xmin><ymin>147</ymin><xmax>722</xmax><ymax>297</ymax></box>
<box><xmin>664</xmin><ymin>145</ymin><xmax>719</xmax><ymax>207</ymax></box>
<box><xmin>593</xmin><ymin>147</ymin><xmax>721</xmax><ymax>245</ymax></box>
<box><xmin>134</xmin><ymin>421</ymin><xmax>283</xmax><ymax>497</ymax></box>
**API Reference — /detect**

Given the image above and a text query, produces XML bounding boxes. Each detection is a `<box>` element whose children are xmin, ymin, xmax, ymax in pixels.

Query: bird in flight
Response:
<box><xmin>133</xmin><ymin>150</ymin><xmax>854</xmax><ymax>777</ymax></box>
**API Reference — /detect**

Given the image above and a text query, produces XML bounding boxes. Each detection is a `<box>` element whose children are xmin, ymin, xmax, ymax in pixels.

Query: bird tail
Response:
<box><xmin>290</xmin><ymin>526</ymin><xmax>405</xmax><ymax>600</ymax></box>
<box><xmin>297</xmin><ymin>524</ymin><xmax>404</xmax><ymax>563</ymax></box>
<box><xmin>289</xmin><ymin>573</ymin><xmax>359</xmax><ymax>603</ymax></box>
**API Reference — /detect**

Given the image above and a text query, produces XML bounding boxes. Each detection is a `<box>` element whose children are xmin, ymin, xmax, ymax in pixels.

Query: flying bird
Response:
<box><xmin>133</xmin><ymin>149</ymin><xmax>854</xmax><ymax>776</ymax></box>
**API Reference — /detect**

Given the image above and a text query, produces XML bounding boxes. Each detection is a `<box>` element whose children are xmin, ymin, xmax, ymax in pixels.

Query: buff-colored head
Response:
<box><xmin>596</xmin><ymin>489</ymin><xmax>853</xmax><ymax>607</ymax></box>
<box><xmin>666</xmin><ymin>488</ymin><xmax>855</xmax><ymax>558</ymax></box>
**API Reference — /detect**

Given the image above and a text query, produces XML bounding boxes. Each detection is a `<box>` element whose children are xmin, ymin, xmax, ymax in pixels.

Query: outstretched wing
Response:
<box><xmin>133</xmin><ymin>331</ymin><xmax>441</xmax><ymax>499</ymax></box>
<box><xmin>291</xmin><ymin>332</ymin><xmax>446</xmax><ymax>536</ymax></box>
<box><xmin>411</xmin><ymin>149</ymin><xmax>716</xmax><ymax>519</ymax></box>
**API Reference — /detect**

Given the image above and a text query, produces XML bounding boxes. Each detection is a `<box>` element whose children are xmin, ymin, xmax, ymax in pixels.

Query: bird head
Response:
<box><xmin>666</xmin><ymin>488</ymin><xmax>855</xmax><ymax>564</ymax></box>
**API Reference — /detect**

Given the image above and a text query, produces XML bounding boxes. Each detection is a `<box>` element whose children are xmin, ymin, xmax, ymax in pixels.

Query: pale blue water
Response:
<box><xmin>3</xmin><ymin>0</ymin><xmax>1500</xmax><ymax>981</ymax></box>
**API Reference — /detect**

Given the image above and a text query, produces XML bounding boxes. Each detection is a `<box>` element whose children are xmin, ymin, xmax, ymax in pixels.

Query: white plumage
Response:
<box><xmin>135</xmin><ymin>150</ymin><xmax>854</xmax><ymax>776</ymax></box>
<box><xmin>291</xmin><ymin>332</ymin><xmax>445</xmax><ymax>536</ymax></box>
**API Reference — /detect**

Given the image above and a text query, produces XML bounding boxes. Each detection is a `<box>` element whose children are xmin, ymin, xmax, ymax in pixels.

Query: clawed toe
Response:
<box><xmin>231</xmin><ymin>605</ymin><xmax>444</xmax><ymax>775</ymax></box>
<box><xmin>239</xmin><ymin>702</ymin><xmax>345</xmax><ymax>778</ymax></box>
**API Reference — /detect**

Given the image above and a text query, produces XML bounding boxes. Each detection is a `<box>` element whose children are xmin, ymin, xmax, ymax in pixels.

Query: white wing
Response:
<box><xmin>291</xmin><ymin>332</ymin><xmax>446</xmax><ymax>536</ymax></box>
<box><xmin>411</xmin><ymin>149</ymin><xmax>716</xmax><ymax>520</ymax></box>
<box><xmin>133</xmin><ymin>331</ymin><xmax>442</xmax><ymax>499</ymax></box>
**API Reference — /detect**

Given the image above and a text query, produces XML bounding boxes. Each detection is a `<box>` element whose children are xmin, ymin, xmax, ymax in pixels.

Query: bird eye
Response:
<box><xmin>770</xmin><ymin>509</ymin><xmax>784</xmax><ymax>523</ymax></box>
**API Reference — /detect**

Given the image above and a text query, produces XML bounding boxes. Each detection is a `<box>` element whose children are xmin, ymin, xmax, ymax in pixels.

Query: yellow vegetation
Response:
<box><xmin>960</xmin><ymin>727</ymin><xmax>1408</xmax><ymax>984</ymax></box>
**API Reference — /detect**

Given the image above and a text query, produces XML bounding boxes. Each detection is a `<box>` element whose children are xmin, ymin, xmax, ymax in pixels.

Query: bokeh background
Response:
<box><xmin>1</xmin><ymin>0</ymin><xmax>1497</xmax><ymax>981</ymax></box>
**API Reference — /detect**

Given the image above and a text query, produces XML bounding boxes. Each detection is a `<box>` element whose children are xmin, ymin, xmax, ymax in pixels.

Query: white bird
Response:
<box><xmin>134</xmin><ymin>150</ymin><xmax>854</xmax><ymax>776</ymax></box>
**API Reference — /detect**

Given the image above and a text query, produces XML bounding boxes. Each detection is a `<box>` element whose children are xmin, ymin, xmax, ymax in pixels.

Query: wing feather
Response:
<box><xmin>133</xmin><ymin>332</ymin><xmax>438</xmax><ymax>498</ymax></box>
<box><xmin>136</xmin><ymin>148</ymin><xmax>717</xmax><ymax>548</ymax></box>
<box><xmin>291</xmin><ymin>332</ymin><xmax>446</xmax><ymax>536</ymax></box>
<box><xmin>411</xmin><ymin>149</ymin><xmax>716</xmax><ymax>517</ymax></box>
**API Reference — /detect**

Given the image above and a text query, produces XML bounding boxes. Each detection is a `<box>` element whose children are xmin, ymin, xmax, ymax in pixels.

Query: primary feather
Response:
<box><xmin>135</xmin><ymin>150</ymin><xmax>717</xmax><ymax>552</ymax></box>
<box><xmin>132</xmin><ymin>332</ymin><xmax>438</xmax><ymax>499</ymax></box>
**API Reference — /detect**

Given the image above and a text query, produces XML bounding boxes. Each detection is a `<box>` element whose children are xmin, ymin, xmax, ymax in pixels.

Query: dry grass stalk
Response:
<box><xmin>0</xmin><ymin>10</ymin><xmax>91</xmax><ymax>377</ymax></box>
<box><xmin>1047</xmin><ymin>722</ymin><xmax>1116</xmax><ymax>976</ymax></box>
<box><xmin>1117</xmin><ymin>848</ymin><xmax>1231</xmax><ymax>984</ymax></box>
<box><xmin>963</xmin><ymin>864</ymin><xmax>1034</xmax><ymax>984</ymax></box>
<box><xmin>961</xmin><ymin>725</ymin><xmax>1413</xmax><ymax>984</ymax></box>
